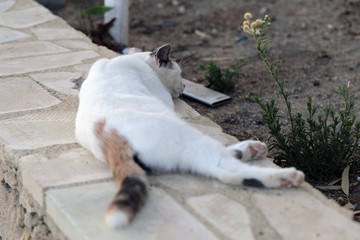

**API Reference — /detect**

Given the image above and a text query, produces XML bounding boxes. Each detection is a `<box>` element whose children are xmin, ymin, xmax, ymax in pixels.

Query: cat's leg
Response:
<box><xmin>227</xmin><ymin>140</ymin><xmax>268</xmax><ymax>161</ymax></box>
<box><xmin>176</xmin><ymin>135</ymin><xmax>304</xmax><ymax>188</ymax></box>
<box><xmin>211</xmin><ymin>157</ymin><xmax>304</xmax><ymax>188</ymax></box>
<box><xmin>95</xmin><ymin>121</ymin><xmax>148</xmax><ymax>228</ymax></box>
<box><xmin>106</xmin><ymin>113</ymin><xmax>304</xmax><ymax>189</ymax></box>
<box><xmin>153</xmin><ymin>125</ymin><xmax>304</xmax><ymax>188</ymax></box>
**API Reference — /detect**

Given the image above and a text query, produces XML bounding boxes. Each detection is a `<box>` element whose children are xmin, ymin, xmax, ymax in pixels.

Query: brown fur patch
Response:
<box><xmin>95</xmin><ymin>120</ymin><xmax>145</xmax><ymax>187</ymax></box>
<box><xmin>95</xmin><ymin>120</ymin><xmax>148</xmax><ymax>225</ymax></box>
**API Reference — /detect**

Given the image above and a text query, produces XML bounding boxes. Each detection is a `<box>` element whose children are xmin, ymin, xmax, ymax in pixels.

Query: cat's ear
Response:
<box><xmin>151</xmin><ymin>44</ymin><xmax>171</xmax><ymax>67</ymax></box>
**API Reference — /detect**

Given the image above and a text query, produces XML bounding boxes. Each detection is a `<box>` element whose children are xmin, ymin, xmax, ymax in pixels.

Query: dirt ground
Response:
<box><xmin>52</xmin><ymin>0</ymin><xmax>360</xmax><ymax>218</ymax></box>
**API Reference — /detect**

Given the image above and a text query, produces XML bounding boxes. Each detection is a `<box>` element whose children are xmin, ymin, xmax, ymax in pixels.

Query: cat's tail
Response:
<box><xmin>95</xmin><ymin>121</ymin><xmax>148</xmax><ymax>228</ymax></box>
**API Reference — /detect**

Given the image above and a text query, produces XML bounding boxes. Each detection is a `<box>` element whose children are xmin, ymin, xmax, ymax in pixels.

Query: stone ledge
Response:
<box><xmin>0</xmin><ymin>0</ymin><xmax>359</xmax><ymax>240</ymax></box>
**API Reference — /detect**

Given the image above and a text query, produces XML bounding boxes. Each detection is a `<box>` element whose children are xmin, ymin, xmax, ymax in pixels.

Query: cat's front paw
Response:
<box><xmin>266</xmin><ymin>167</ymin><xmax>305</xmax><ymax>188</ymax></box>
<box><xmin>228</xmin><ymin>140</ymin><xmax>268</xmax><ymax>161</ymax></box>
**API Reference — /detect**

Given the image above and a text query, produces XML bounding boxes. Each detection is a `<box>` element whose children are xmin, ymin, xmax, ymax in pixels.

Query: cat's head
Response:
<box><xmin>130</xmin><ymin>44</ymin><xmax>184</xmax><ymax>98</ymax></box>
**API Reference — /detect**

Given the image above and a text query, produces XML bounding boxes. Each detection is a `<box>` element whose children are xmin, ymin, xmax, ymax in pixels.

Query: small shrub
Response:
<box><xmin>77</xmin><ymin>5</ymin><xmax>113</xmax><ymax>34</ymax></box>
<box><xmin>82</xmin><ymin>6</ymin><xmax>113</xmax><ymax>17</ymax></box>
<box><xmin>198</xmin><ymin>60</ymin><xmax>247</xmax><ymax>93</ymax></box>
<box><xmin>243</xmin><ymin>13</ymin><xmax>360</xmax><ymax>181</ymax></box>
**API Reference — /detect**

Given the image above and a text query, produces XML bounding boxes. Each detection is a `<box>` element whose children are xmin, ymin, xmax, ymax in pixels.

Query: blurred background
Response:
<box><xmin>48</xmin><ymin>0</ymin><xmax>359</xmax><ymax>140</ymax></box>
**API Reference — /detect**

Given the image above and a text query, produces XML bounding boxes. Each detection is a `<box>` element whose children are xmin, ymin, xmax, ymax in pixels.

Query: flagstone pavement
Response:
<box><xmin>0</xmin><ymin>0</ymin><xmax>359</xmax><ymax>239</ymax></box>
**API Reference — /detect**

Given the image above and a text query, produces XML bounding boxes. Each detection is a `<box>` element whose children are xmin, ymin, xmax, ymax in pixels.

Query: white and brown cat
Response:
<box><xmin>75</xmin><ymin>44</ymin><xmax>304</xmax><ymax>228</ymax></box>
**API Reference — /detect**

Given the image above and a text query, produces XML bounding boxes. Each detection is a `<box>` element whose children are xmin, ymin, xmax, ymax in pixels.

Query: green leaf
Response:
<box><xmin>82</xmin><ymin>6</ymin><xmax>113</xmax><ymax>16</ymax></box>
<box><xmin>270</xmin><ymin>59</ymin><xmax>281</xmax><ymax>70</ymax></box>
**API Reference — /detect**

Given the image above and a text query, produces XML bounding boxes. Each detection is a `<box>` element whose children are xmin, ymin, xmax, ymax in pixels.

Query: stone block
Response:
<box><xmin>31</xmin><ymin>28</ymin><xmax>85</xmax><ymax>40</ymax></box>
<box><xmin>0</xmin><ymin>0</ymin><xmax>15</xmax><ymax>14</ymax></box>
<box><xmin>0</xmin><ymin>77</ymin><xmax>61</xmax><ymax>114</ymax></box>
<box><xmin>54</xmin><ymin>40</ymin><xmax>96</xmax><ymax>50</ymax></box>
<box><xmin>174</xmin><ymin>99</ymin><xmax>201</xmax><ymax>118</ymax></box>
<box><xmin>0</xmin><ymin>41</ymin><xmax>70</xmax><ymax>60</ymax></box>
<box><xmin>254</xmin><ymin>190</ymin><xmax>360</xmax><ymax>240</ymax></box>
<box><xmin>173</xmin><ymin>99</ymin><xmax>238</xmax><ymax>145</ymax></box>
<box><xmin>30</xmin><ymin>72</ymin><xmax>81</xmax><ymax>96</ymax></box>
<box><xmin>19</xmin><ymin>148</ymin><xmax>112</xmax><ymax>206</ymax></box>
<box><xmin>153</xmin><ymin>174</ymin><xmax>214</xmax><ymax>193</ymax></box>
<box><xmin>46</xmin><ymin>184</ymin><xmax>219</xmax><ymax>240</ymax></box>
<box><xmin>0</xmin><ymin>111</ymin><xmax>76</xmax><ymax>150</ymax></box>
<box><xmin>72</xmin><ymin>64</ymin><xmax>93</xmax><ymax>78</ymax></box>
<box><xmin>0</xmin><ymin>7</ymin><xmax>56</xmax><ymax>29</ymax></box>
<box><xmin>0</xmin><ymin>51</ymin><xmax>99</xmax><ymax>76</ymax></box>
<box><xmin>187</xmin><ymin>194</ymin><xmax>254</xmax><ymax>240</ymax></box>
<box><xmin>0</xmin><ymin>27</ymin><xmax>29</xmax><ymax>43</ymax></box>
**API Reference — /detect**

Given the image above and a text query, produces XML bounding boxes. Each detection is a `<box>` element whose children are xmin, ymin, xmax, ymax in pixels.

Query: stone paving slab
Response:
<box><xmin>46</xmin><ymin>183</ymin><xmax>220</xmax><ymax>240</ymax></box>
<box><xmin>0</xmin><ymin>7</ymin><xmax>55</xmax><ymax>28</ymax></box>
<box><xmin>174</xmin><ymin>98</ymin><xmax>238</xmax><ymax>145</ymax></box>
<box><xmin>72</xmin><ymin>63</ymin><xmax>93</xmax><ymax>78</ymax></box>
<box><xmin>0</xmin><ymin>111</ymin><xmax>76</xmax><ymax>150</ymax></box>
<box><xmin>254</xmin><ymin>190</ymin><xmax>360</xmax><ymax>240</ymax></box>
<box><xmin>19</xmin><ymin>148</ymin><xmax>112</xmax><ymax>207</ymax></box>
<box><xmin>187</xmin><ymin>194</ymin><xmax>254</xmax><ymax>240</ymax></box>
<box><xmin>0</xmin><ymin>0</ymin><xmax>15</xmax><ymax>14</ymax></box>
<box><xmin>0</xmin><ymin>77</ymin><xmax>61</xmax><ymax>114</ymax></box>
<box><xmin>31</xmin><ymin>27</ymin><xmax>86</xmax><ymax>40</ymax></box>
<box><xmin>0</xmin><ymin>41</ymin><xmax>70</xmax><ymax>60</ymax></box>
<box><xmin>0</xmin><ymin>50</ymin><xmax>99</xmax><ymax>76</ymax></box>
<box><xmin>0</xmin><ymin>26</ymin><xmax>29</xmax><ymax>43</ymax></box>
<box><xmin>54</xmin><ymin>39</ymin><xmax>97</xmax><ymax>51</ymax></box>
<box><xmin>30</xmin><ymin>72</ymin><xmax>81</xmax><ymax>96</ymax></box>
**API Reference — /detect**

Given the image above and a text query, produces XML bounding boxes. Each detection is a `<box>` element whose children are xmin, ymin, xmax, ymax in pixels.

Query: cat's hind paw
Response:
<box><xmin>249</xmin><ymin>141</ymin><xmax>267</xmax><ymax>159</ymax></box>
<box><xmin>242</xmin><ymin>167</ymin><xmax>305</xmax><ymax>188</ymax></box>
<box><xmin>267</xmin><ymin>167</ymin><xmax>305</xmax><ymax>188</ymax></box>
<box><xmin>227</xmin><ymin>140</ymin><xmax>268</xmax><ymax>161</ymax></box>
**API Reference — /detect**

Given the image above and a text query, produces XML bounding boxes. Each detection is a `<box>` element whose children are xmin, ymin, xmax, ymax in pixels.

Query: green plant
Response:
<box><xmin>77</xmin><ymin>5</ymin><xmax>113</xmax><ymax>34</ymax></box>
<box><xmin>82</xmin><ymin>6</ymin><xmax>113</xmax><ymax>17</ymax></box>
<box><xmin>199</xmin><ymin>60</ymin><xmax>247</xmax><ymax>93</ymax></box>
<box><xmin>243</xmin><ymin>13</ymin><xmax>360</xmax><ymax>181</ymax></box>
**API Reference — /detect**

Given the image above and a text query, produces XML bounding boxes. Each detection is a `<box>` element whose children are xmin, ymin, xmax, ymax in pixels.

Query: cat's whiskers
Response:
<box><xmin>177</xmin><ymin>54</ymin><xmax>193</xmax><ymax>67</ymax></box>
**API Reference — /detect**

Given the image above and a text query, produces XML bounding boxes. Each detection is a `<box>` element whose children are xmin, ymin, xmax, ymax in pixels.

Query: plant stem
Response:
<box><xmin>252</xmin><ymin>29</ymin><xmax>294</xmax><ymax>132</ymax></box>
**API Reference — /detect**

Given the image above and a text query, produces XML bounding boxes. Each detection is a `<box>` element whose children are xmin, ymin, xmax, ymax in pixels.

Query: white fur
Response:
<box><xmin>105</xmin><ymin>211</ymin><xmax>129</xmax><ymax>229</ymax></box>
<box><xmin>76</xmin><ymin>48</ymin><xmax>304</xmax><ymax>193</ymax></box>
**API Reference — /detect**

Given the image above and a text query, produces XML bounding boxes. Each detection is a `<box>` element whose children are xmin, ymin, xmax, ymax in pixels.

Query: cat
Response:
<box><xmin>75</xmin><ymin>44</ymin><xmax>305</xmax><ymax>228</ymax></box>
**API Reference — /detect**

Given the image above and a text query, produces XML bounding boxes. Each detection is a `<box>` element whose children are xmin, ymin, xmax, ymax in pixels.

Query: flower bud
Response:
<box><xmin>244</xmin><ymin>12</ymin><xmax>252</xmax><ymax>20</ymax></box>
<box><xmin>256</xmin><ymin>19</ymin><xmax>263</xmax><ymax>27</ymax></box>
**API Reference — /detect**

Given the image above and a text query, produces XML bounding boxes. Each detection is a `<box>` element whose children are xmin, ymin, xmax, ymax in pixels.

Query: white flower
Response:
<box><xmin>244</xmin><ymin>12</ymin><xmax>252</xmax><ymax>20</ymax></box>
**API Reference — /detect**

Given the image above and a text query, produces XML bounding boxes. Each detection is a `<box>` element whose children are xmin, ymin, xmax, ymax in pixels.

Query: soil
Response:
<box><xmin>52</xmin><ymin>0</ymin><xmax>360</xmax><ymax>220</ymax></box>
